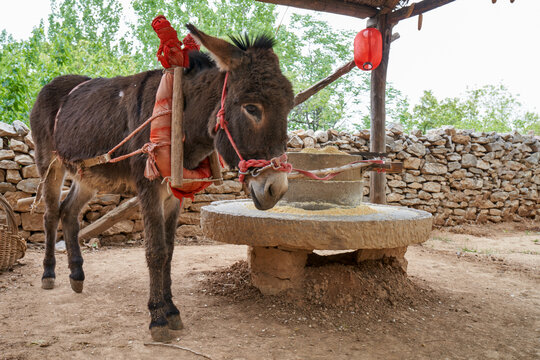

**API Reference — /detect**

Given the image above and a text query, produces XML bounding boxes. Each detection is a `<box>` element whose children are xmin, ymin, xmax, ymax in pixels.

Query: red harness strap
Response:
<box><xmin>214</xmin><ymin>73</ymin><xmax>293</xmax><ymax>182</ymax></box>
<box><xmin>214</xmin><ymin>74</ymin><xmax>386</xmax><ymax>181</ymax></box>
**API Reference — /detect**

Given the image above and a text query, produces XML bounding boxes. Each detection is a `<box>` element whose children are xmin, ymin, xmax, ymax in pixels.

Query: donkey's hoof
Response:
<box><xmin>69</xmin><ymin>278</ymin><xmax>84</xmax><ymax>293</ymax></box>
<box><xmin>150</xmin><ymin>326</ymin><xmax>172</xmax><ymax>342</ymax></box>
<box><xmin>167</xmin><ymin>314</ymin><xmax>184</xmax><ymax>330</ymax></box>
<box><xmin>41</xmin><ymin>278</ymin><xmax>55</xmax><ymax>290</ymax></box>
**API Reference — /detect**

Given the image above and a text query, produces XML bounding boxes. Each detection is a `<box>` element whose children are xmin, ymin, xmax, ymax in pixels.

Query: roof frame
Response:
<box><xmin>257</xmin><ymin>0</ymin><xmax>377</xmax><ymax>19</ymax></box>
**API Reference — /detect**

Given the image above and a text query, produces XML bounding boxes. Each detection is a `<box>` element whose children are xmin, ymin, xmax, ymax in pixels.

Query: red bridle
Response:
<box><xmin>214</xmin><ymin>72</ymin><xmax>386</xmax><ymax>183</ymax></box>
<box><xmin>214</xmin><ymin>72</ymin><xmax>292</xmax><ymax>182</ymax></box>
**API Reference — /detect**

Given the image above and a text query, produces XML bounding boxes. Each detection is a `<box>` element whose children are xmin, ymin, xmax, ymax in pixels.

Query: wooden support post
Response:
<box><xmin>79</xmin><ymin>197</ymin><xmax>139</xmax><ymax>241</ymax></box>
<box><xmin>171</xmin><ymin>67</ymin><xmax>184</xmax><ymax>188</ymax></box>
<box><xmin>369</xmin><ymin>15</ymin><xmax>392</xmax><ymax>205</ymax></box>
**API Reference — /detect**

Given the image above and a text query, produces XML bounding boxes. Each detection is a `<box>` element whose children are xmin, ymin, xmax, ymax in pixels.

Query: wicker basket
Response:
<box><xmin>0</xmin><ymin>194</ymin><xmax>26</xmax><ymax>271</ymax></box>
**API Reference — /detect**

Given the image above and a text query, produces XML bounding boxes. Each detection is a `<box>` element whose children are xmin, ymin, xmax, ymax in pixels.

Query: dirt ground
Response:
<box><xmin>1</xmin><ymin>221</ymin><xmax>539</xmax><ymax>360</ymax></box>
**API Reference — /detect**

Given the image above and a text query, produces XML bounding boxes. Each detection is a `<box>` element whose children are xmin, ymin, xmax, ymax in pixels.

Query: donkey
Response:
<box><xmin>29</xmin><ymin>24</ymin><xmax>294</xmax><ymax>341</ymax></box>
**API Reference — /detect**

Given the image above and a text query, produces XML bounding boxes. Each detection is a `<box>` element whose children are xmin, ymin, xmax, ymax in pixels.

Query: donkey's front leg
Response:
<box><xmin>162</xmin><ymin>195</ymin><xmax>182</xmax><ymax>330</ymax></box>
<box><xmin>138</xmin><ymin>183</ymin><xmax>171</xmax><ymax>342</ymax></box>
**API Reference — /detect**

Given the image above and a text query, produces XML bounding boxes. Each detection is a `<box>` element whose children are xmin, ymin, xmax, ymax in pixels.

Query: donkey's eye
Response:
<box><xmin>242</xmin><ymin>103</ymin><xmax>263</xmax><ymax>123</ymax></box>
<box><xmin>245</xmin><ymin>104</ymin><xmax>258</xmax><ymax>116</ymax></box>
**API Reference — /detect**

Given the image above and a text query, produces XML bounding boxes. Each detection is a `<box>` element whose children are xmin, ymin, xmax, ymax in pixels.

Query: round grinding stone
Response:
<box><xmin>201</xmin><ymin>200</ymin><xmax>432</xmax><ymax>251</ymax></box>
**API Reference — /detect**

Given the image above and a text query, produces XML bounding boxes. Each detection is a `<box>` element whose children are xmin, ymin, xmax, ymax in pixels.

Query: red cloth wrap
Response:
<box><xmin>145</xmin><ymin>15</ymin><xmax>211</xmax><ymax>199</ymax></box>
<box><xmin>152</xmin><ymin>15</ymin><xmax>200</xmax><ymax>68</ymax></box>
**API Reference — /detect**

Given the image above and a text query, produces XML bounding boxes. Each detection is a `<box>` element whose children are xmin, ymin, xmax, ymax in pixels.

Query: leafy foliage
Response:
<box><xmin>406</xmin><ymin>84</ymin><xmax>539</xmax><ymax>134</ymax></box>
<box><xmin>279</xmin><ymin>14</ymin><xmax>369</xmax><ymax>131</ymax></box>
<box><xmin>0</xmin><ymin>0</ymin><xmax>137</xmax><ymax>124</ymax></box>
<box><xmin>131</xmin><ymin>0</ymin><xmax>277</xmax><ymax>70</ymax></box>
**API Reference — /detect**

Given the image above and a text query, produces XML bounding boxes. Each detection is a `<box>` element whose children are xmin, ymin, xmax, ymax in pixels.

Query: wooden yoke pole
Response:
<box><xmin>171</xmin><ymin>67</ymin><xmax>184</xmax><ymax>188</ymax></box>
<box><xmin>369</xmin><ymin>15</ymin><xmax>393</xmax><ymax>205</ymax></box>
<box><xmin>208</xmin><ymin>151</ymin><xmax>223</xmax><ymax>185</ymax></box>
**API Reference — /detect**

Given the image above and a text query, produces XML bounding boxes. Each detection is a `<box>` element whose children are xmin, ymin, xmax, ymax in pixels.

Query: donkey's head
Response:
<box><xmin>187</xmin><ymin>24</ymin><xmax>294</xmax><ymax>210</ymax></box>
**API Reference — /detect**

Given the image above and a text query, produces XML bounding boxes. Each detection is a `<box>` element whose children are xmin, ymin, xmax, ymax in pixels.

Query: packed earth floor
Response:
<box><xmin>1</xmin><ymin>221</ymin><xmax>539</xmax><ymax>360</ymax></box>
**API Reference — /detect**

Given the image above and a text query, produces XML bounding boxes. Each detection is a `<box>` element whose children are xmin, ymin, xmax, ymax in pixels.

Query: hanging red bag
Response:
<box><xmin>354</xmin><ymin>28</ymin><xmax>382</xmax><ymax>71</ymax></box>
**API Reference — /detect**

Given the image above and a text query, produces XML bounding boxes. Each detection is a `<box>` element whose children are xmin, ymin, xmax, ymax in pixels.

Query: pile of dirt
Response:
<box><xmin>200</xmin><ymin>259</ymin><xmax>442</xmax><ymax>329</ymax></box>
<box><xmin>200</xmin><ymin>260</ymin><xmax>261</xmax><ymax>301</ymax></box>
<box><xmin>302</xmin><ymin>260</ymin><xmax>424</xmax><ymax>312</ymax></box>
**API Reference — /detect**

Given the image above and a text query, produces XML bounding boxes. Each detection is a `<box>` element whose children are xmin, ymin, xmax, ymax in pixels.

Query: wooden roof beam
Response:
<box><xmin>387</xmin><ymin>0</ymin><xmax>456</xmax><ymax>24</ymax></box>
<box><xmin>258</xmin><ymin>0</ymin><xmax>378</xmax><ymax>19</ymax></box>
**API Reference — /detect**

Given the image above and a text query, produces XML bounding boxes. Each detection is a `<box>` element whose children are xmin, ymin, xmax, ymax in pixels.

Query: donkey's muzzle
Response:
<box><xmin>248</xmin><ymin>170</ymin><xmax>288</xmax><ymax>210</ymax></box>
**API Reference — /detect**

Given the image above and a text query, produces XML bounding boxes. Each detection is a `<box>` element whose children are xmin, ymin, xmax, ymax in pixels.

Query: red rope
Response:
<box><xmin>214</xmin><ymin>73</ymin><xmax>293</xmax><ymax>182</ymax></box>
<box><xmin>107</xmin><ymin>110</ymin><xmax>172</xmax><ymax>159</ymax></box>
<box><xmin>214</xmin><ymin>73</ymin><xmax>388</xmax><ymax>182</ymax></box>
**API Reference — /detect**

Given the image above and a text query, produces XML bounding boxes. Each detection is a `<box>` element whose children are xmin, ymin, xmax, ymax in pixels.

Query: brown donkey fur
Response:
<box><xmin>30</xmin><ymin>24</ymin><xmax>293</xmax><ymax>341</ymax></box>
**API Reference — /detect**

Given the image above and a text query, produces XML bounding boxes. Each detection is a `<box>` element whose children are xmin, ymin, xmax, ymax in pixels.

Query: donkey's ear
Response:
<box><xmin>186</xmin><ymin>24</ymin><xmax>244</xmax><ymax>71</ymax></box>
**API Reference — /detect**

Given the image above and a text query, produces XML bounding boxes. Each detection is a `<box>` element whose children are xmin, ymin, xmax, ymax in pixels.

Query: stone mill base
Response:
<box><xmin>247</xmin><ymin>245</ymin><xmax>408</xmax><ymax>296</ymax></box>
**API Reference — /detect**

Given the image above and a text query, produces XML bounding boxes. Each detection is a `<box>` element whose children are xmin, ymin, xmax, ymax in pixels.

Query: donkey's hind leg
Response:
<box><xmin>59</xmin><ymin>181</ymin><xmax>96</xmax><ymax>293</ymax></box>
<box><xmin>40</xmin><ymin>159</ymin><xmax>66</xmax><ymax>290</ymax></box>
<box><xmin>162</xmin><ymin>194</ymin><xmax>182</xmax><ymax>330</ymax></box>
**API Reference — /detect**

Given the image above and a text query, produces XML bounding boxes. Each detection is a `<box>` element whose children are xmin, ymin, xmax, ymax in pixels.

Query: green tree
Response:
<box><xmin>406</xmin><ymin>84</ymin><xmax>539</xmax><ymax>134</ymax></box>
<box><xmin>280</xmin><ymin>14</ymin><xmax>369</xmax><ymax>131</ymax></box>
<box><xmin>0</xmin><ymin>31</ymin><xmax>33</xmax><ymax>123</ymax></box>
<box><xmin>357</xmin><ymin>83</ymin><xmax>411</xmax><ymax>131</ymax></box>
<box><xmin>0</xmin><ymin>0</ymin><xmax>138</xmax><ymax>124</ymax></box>
<box><xmin>131</xmin><ymin>0</ymin><xmax>278</xmax><ymax>70</ymax></box>
<box><xmin>514</xmin><ymin>111</ymin><xmax>540</xmax><ymax>135</ymax></box>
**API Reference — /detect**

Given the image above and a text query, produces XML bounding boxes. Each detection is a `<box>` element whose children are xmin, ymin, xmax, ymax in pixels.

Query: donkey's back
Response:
<box><xmin>31</xmin><ymin>71</ymin><xmax>163</xmax><ymax>174</ymax></box>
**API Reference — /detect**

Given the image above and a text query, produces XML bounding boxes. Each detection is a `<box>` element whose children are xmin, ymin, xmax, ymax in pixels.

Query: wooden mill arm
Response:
<box><xmin>287</xmin><ymin>160</ymin><xmax>402</xmax><ymax>179</ymax></box>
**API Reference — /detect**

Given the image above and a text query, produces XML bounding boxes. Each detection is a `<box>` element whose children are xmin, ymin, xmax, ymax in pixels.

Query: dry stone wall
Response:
<box><xmin>287</xmin><ymin>125</ymin><xmax>539</xmax><ymax>226</ymax></box>
<box><xmin>0</xmin><ymin>121</ymin><xmax>537</xmax><ymax>245</ymax></box>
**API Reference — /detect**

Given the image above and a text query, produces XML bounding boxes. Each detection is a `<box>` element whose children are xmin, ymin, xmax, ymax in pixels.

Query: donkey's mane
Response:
<box><xmin>228</xmin><ymin>33</ymin><xmax>276</xmax><ymax>51</ymax></box>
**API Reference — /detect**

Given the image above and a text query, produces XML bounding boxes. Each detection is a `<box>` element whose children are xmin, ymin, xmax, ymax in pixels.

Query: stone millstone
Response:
<box><xmin>201</xmin><ymin>200</ymin><xmax>432</xmax><ymax>251</ymax></box>
<box><xmin>282</xmin><ymin>152</ymin><xmax>364</xmax><ymax>206</ymax></box>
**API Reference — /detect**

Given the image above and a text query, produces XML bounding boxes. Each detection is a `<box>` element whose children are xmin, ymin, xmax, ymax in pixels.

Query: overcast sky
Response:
<box><xmin>1</xmin><ymin>0</ymin><xmax>539</xmax><ymax>113</ymax></box>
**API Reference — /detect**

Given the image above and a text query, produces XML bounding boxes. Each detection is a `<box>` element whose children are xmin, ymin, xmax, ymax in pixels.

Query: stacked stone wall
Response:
<box><xmin>287</xmin><ymin>124</ymin><xmax>539</xmax><ymax>226</ymax></box>
<box><xmin>0</xmin><ymin>121</ymin><xmax>537</xmax><ymax>244</ymax></box>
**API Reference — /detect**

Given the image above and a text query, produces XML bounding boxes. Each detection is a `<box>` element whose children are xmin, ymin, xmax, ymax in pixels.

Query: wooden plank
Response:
<box><xmin>171</xmin><ymin>67</ymin><xmax>184</xmax><ymax>188</ymax></box>
<box><xmin>369</xmin><ymin>15</ymin><xmax>393</xmax><ymax>205</ymax></box>
<box><xmin>209</xmin><ymin>150</ymin><xmax>223</xmax><ymax>185</ymax></box>
<box><xmin>257</xmin><ymin>0</ymin><xmax>377</xmax><ymax>19</ymax></box>
<box><xmin>79</xmin><ymin>197</ymin><xmax>139</xmax><ymax>241</ymax></box>
<box><xmin>388</xmin><ymin>0</ymin><xmax>456</xmax><ymax>24</ymax></box>
<box><xmin>294</xmin><ymin>60</ymin><xmax>356</xmax><ymax>107</ymax></box>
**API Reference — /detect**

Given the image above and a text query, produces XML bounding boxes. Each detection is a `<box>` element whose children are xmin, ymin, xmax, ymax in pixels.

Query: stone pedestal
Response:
<box><xmin>248</xmin><ymin>246</ymin><xmax>308</xmax><ymax>295</ymax></box>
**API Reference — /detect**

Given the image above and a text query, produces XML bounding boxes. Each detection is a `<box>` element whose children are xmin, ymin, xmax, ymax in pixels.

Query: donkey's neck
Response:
<box><xmin>182</xmin><ymin>69</ymin><xmax>225</xmax><ymax>170</ymax></box>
